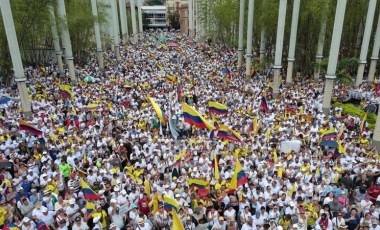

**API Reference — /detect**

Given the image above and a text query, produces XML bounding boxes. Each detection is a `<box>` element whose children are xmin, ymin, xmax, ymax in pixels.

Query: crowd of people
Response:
<box><xmin>0</xmin><ymin>31</ymin><xmax>380</xmax><ymax>230</ymax></box>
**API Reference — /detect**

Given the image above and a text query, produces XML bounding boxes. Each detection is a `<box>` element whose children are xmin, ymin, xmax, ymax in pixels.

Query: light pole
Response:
<box><xmin>322</xmin><ymin>0</ymin><xmax>347</xmax><ymax>115</ymax></box>
<box><xmin>0</xmin><ymin>0</ymin><xmax>32</xmax><ymax>117</ymax></box>
<box><xmin>57</xmin><ymin>0</ymin><xmax>77</xmax><ymax>84</ymax></box>
<box><xmin>273</xmin><ymin>0</ymin><xmax>287</xmax><ymax>98</ymax></box>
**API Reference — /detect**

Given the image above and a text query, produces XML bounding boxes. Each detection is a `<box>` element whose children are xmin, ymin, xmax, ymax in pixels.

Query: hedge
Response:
<box><xmin>332</xmin><ymin>102</ymin><xmax>376</xmax><ymax>130</ymax></box>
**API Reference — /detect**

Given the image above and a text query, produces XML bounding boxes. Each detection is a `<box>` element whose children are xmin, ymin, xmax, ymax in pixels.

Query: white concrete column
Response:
<box><xmin>91</xmin><ymin>0</ymin><xmax>104</xmax><ymax>70</ymax></box>
<box><xmin>314</xmin><ymin>17</ymin><xmax>327</xmax><ymax>80</ymax></box>
<box><xmin>245</xmin><ymin>0</ymin><xmax>255</xmax><ymax>78</ymax></box>
<box><xmin>189</xmin><ymin>0</ymin><xmax>194</xmax><ymax>37</ymax></box>
<box><xmin>119</xmin><ymin>0</ymin><xmax>128</xmax><ymax>43</ymax></box>
<box><xmin>106</xmin><ymin>0</ymin><xmax>115</xmax><ymax>51</ymax></box>
<box><xmin>130</xmin><ymin>0</ymin><xmax>138</xmax><ymax>43</ymax></box>
<box><xmin>367</xmin><ymin>10</ymin><xmax>380</xmax><ymax>83</ymax></box>
<box><xmin>373</xmin><ymin>100</ymin><xmax>380</xmax><ymax>150</ymax></box>
<box><xmin>237</xmin><ymin>0</ymin><xmax>245</xmax><ymax>68</ymax></box>
<box><xmin>110</xmin><ymin>0</ymin><xmax>121</xmax><ymax>61</ymax></box>
<box><xmin>57</xmin><ymin>0</ymin><xmax>77</xmax><ymax>84</ymax></box>
<box><xmin>285</xmin><ymin>0</ymin><xmax>300</xmax><ymax>84</ymax></box>
<box><xmin>195</xmin><ymin>0</ymin><xmax>199</xmax><ymax>39</ymax></box>
<box><xmin>137</xmin><ymin>0</ymin><xmax>143</xmax><ymax>40</ymax></box>
<box><xmin>0</xmin><ymin>0</ymin><xmax>32</xmax><ymax>117</ymax></box>
<box><xmin>322</xmin><ymin>0</ymin><xmax>347</xmax><ymax>115</ymax></box>
<box><xmin>259</xmin><ymin>29</ymin><xmax>266</xmax><ymax>64</ymax></box>
<box><xmin>273</xmin><ymin>0</ymin><xmax>287</xmax><ymax>97</ymax></box>
<box><xmin>355</xmin><ymin>0</ymin><xmax>377</xmax><ymax>87</ymax></box>
<box><xmin>48</xmin><ymin>5</ymin><xmax>64</xmax><ymax>76</ymax></box>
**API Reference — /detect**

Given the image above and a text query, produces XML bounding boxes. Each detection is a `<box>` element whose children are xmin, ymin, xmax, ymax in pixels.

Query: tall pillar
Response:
<box><xmin>189</xmin><ymin>0</ymin><xmax>194</xmax><ymax>37</ymax></box>
<box><xmin>0</xmin><ymin>0</ymin><xmax>32</xmax><ymax>117</ymax></box>
<box><xmin>322</xmin><ymin>0</ymin><xmax>347</xmax><ymax>115</ymax></box>
<box><xmin>245</xmin><ymin>0</ymin><xmax>255</xmax><ymax>78</ymax></box>
<box><xmin>237</xmin><ymin>0</ymin><xmax>245</xmax><ymax>68</ymax></box>
<box><xmin>107</xmin><ymin>0</ymin><xmax>115</xmax><ymax>51</ymax></box>
<box><xmin>372</xmin><ymin>103</ymin><xmax>380</xmax><ymax>150</ymax></box>
<box><xmin>195</xmin><ymin>0</ymin><xmax>199</xmax><ymax>39</ymax></box>
<box><xmin>91</xmin><ymin>0</ymin><xmax>105</xmax><ymax>70</ymax></box>
<box><xmin>368</xmin><ymin>12</ymin><xmax>380</xmax><ymax>84</ymax></box>
<box><xmin>355</xmin><ymin>0</ymin><xmax>377</xmax><ymax>87</ymax></box>
<box><xmin>130</xmin><ymin>0</ymin><xmax>138</xmax><ymax>43</ymax></box>
<box><xmin>259</xmin><ymin>29</ymin><xmax>266</xmax><ymax>64</ymax></box>
<box><xmin>285</xmin><ymin>0</ymin><xmax>300</xmax><ymax>84</ymax></box>
<box><xmin>119</xmin><ymin>0</ymin><xmax>129</xmax><ymax>43</ymax></box>
<box><xmin>273</xmin><ymin>0</ymin><xmax>287</xmax><ymax>97</ymax></box>
<box><xmin>110</xmin><ymin>0</ymin><xmax>121</xmax><ymax>61</ymax></box>
<box><xmin>137</xmin><ymin>0</ymin><xmax>143</xmax><ymax>40</ymax></box>
<box><xmin>314</xmin><ymin>17</ymin><xmax>327</xmax><ymax>80</ymax></box>
<box><xmin>57</xmin><ymin>0</ymin><xmax>77</xmax><ymax>84</ymax></box>
<box><xmin>48</xmin><ymin>5</ymin><xmax>64</xmax><ymax>76</ymax></box>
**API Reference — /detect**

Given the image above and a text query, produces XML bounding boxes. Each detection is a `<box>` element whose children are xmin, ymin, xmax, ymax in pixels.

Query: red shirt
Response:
<box><xmin>138</xmin><ymin>197</ymin><xmax>151</xmax><ymax>215</ymax></box>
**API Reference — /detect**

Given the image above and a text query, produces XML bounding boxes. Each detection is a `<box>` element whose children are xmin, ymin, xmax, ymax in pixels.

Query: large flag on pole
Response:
<box><xmin>172</xmin><ymin>210</ymin><xmax>185</xmax><ymax>230</ymax></box>
<box><xmin>18</xmin><ymin>119</ymin><xmax>43</xmax><ymax>136</ymax></box>
<box><xmin>148</xmin><ymin>97</ymin><xmax>167</xmax><ymax>125</ymax></box>
<box><xmin>80</xmin><ymin>178</ymin><xmax>100</xmax><ymax>200</ymax></box>
<box><xmin>182</xmin><ymin>102</ymin><xmax>215</xmax><ymax>130</ymax></box>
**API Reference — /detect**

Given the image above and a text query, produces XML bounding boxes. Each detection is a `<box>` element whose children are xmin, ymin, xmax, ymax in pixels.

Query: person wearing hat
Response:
<box><xmin>22</xmin><ymin>216</ymin><xmax>36</xmax><ymax>230</ymax></box>
<box><xmin>137</xmin><ymin>217</ymin><xmax>151</xmax><ymax>230</ymax></box>
<box><xmin>65</xmin><ymin>198</ymin><xmax>80</xmax><ymax>222</ymax></box>
<box><xmin>241</xmin><ymin>216</ymin><xmax>255</xmax><ymax>230</ymax></box>
<box><xmin>154</xmin><ymin>204</ymin><xmax>168</xmax><ymax>229</ymax></box>
<box><xmin>109</xmin><ymin>223</ymin><xmax>120</xmax><ymax>230</ymax></box>
<box><xmin>184</xmin><ymin>215</ymin><xmax>196</xmax><ymax>230</ymax></box>
<box><xmin>38</xmin><ymin>206</ymin><xmax>55</xmax><ymax>227</ymax></box>
<box><xmin>72</xmin><ymin>216</ymin><xmax>89</xmax><ymax>230</ymax></box>
<box><xmin>211</xmin><ymin>216</ymin><xmax>226</xmax><ymax>230</ymax></box>
<box><xmin>92</xmin><ymin>216</ymin><xmax>102</xmax><ymax>230</ymax></box>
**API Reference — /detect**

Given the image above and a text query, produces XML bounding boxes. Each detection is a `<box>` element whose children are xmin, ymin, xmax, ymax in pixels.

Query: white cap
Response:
<box><xmin>69</xmin><ymin>199</ymin><xmax>76</xmax><ymax>205</ymax></box>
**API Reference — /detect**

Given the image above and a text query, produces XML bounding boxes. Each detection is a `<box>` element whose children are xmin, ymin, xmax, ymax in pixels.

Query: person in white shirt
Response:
<box><xmin>137</xmin><ymin>217</ymin><xmax>152</xmax><ymax>230</ymax></box>
<box><xmin>72</xmin><ymin>216</ymin><xmax>89</xmax><ymax>230</ymax></box>
<box><xmin>212</xmin><ymin>217</ymin><xmax>226</xmax><ymax>230</ymax></box>
<box><xmin>223</xmin><ymin>205</ymin><xmax>236</xmax><ymax>221</ymax></box>
<box><xmin>39</xmin><ymin>206</ymin><xmax>55</xmax><ymax>227</ymax></box>
<box><xmin>241</xmin><ymin>216</ymin><xmax>257</xmax><ymax>230</ymax></box>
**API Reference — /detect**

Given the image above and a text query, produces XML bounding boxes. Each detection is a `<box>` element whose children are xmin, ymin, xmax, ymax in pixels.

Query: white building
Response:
<box><xmin>141</xmin><ymin>6</ymin><xmax>166</xmax><ymax>28</ymax></box>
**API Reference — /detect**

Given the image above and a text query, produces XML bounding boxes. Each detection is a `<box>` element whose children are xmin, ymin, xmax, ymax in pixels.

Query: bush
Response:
<box><xmin>332</xmin><ymin>102</ymin><xmax>376</xmax><ymax>130</ymax></box>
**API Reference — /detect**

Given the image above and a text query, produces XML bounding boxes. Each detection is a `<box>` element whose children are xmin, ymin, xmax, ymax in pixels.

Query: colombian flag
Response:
<box><xmin>175</xmin><ymin>149</ymin><xmax>187</xmax><ymax>166</ymax></box>
<box><xmin>187</xmin><ymin>179</ymin><xmax>209</xmax><ymax>189</ymax></box>
<box><xmin>149</xmin><ymin>97</ymin><xmax>167</xmax><ymax>125</ymax></box>
<box><xmin>164</xmin><ymin>195</ymin><xmax>179</xmax><ymax>211</ymax></box>
<box><xmin>216</xmin><ymin>125</ymin><xmax>242</xmax><ymax>142</ymax></box>
<box><xmin>86</xmin><ymin>201</ymin><xmax>95</xmax><ymax>217</ymax></box>
<box><xmin>60</xmin><ymin>85</ymin><xmax>74</xmax><ymax>100</ymax></box>
<box><xmin>260</xmin><ymin>96</ymin><xmax>269</xmax><ymax>113</ymax></box>
<box><xmin>80</xmin><ymin>178</ymin><xmax>100</xmax><ymax>200</ymax></box>
<box><xmin>321</xmin><ymin>128</ymin><xmax>337</xmax><ymax>140</ymax></box>
<box><xmin>182</xmin><ymin>102</ymin><xmax>215</xmax><ymax>130</ymax></box>
<box><xmin>229</xmin><ymin>161</ymin><xmax>248</xmax><ymax>190</ymax></box>
<box><xmin>166</xmin><ymin>73</ymin><xmax>178</xmax><ymax>84</ymax></box>
<box><xmin>172</xmin><ymin>210</ymin><xmax>185</xmax><ymax>230</ymax></box>
<box><xmin>208</xmin><ymin>101</ymin><xmax>229</xmax><ymax>114</ymax></box>
<box><xmin>360</xmin><ymin>112</ymin><xmax>367</xmax><ymax>134</ymax></box>
<box><xmin>18</xmin><ymin>119</ymin><xmax>43</xmax><ymax>136</ymax></box>
<box><xmin>214</xmin><ymin>154</ymin><xmax>219</xmax><ymax>180</ymax></box>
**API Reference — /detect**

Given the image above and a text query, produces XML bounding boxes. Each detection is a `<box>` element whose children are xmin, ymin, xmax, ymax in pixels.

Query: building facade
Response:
<box><xmin>141</xmin><ymin>6</ymin><xmax>167</xmax><ymax>28</ymax></box>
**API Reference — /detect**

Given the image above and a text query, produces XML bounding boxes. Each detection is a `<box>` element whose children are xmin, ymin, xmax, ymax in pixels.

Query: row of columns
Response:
<box><xmin>0</xmin><ymin>0</ymin><xmax>144</xmax><ymax>116</ymax></box>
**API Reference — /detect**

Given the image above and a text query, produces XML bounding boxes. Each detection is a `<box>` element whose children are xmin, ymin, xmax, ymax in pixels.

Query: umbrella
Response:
<box><xmin>168</xmin><ymin>43</ymin><xmax>178</xmax><ymax>48</ymax></box>
<box><xmin>84</xmin><ymin>76</ymin><xmax>95</xmax><ymax>82</ymax></box>
<box><xmin>321</xmin><ymin>140</ymin><xmax>338</xmax><ymax>147</ymax></box>
<box><xmin>0</xmin><ymin>160</ymin><xmax>13</xmax><ymax>169</ymax></box>
<box><xmin>159</xmin><ymin>35</ymin><xmax>166</xmax><ymax>41</ymax></box>
<box><xmin>0</xmin><ymin>97</ymin><xmax>11</xmax><ymax>105</ymax></box>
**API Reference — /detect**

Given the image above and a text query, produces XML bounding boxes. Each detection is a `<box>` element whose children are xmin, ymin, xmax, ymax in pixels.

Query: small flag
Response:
<box><xmin>172</xmin><ymin>210</ymin><xmax>185</xmax><ymax>230</ymax></box>
<box><xmin>18</xmin><ymin>119</ymin><xmax>43</xmax><ymax>136</ymax></box>
<box><xmin>149</xmin><ymin>97</ymin><xmax>167</xmax><ymax>125</ymax></box>
<box><xmin>360</xmin><ymin>112</ymin><xmax>367</xmax><ymax>134</ymax></box>
<box><xmin>260</xmin><ymin>96</ymin><xmax>269</xmax><ymax>113</ymax></box>
<box><xmin>208</xmin><ymin>101</ymin><xmax>229</xmax><ymax>114</ymax></box>
<box><xmin>163</xmin><ymin>195</ymin><xmax>179</xmax><ymax>211</ymax></box>
<box><xmin>229</xmin><ymin>161</ymin><xmax>248</xmax><ymax>190</ymax></box>
<box><xmin>86</xmin><ymin>201</ymin><xmax>95</xmax><ymax>217</ymax></box>
<box><xmin>214</xmin><ymin>154</ymin><xmax>219</xmax><ymax>180</ymax></box>
<box><xmin>80</xmin><ymin>178</ymin><xmax>100</xmax><ymax>200</ymax></box>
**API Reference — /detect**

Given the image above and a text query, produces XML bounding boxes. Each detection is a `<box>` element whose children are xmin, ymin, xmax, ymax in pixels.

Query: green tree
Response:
<box><xmin>167</xmin><ymin>10</ymin><xmax>180</xmax><ymax>30</ymax></box>
<box><xmin>146</xmin><ymin>0</ymin><xmax>165</xmax><ymax>6</ymax></box>
<box><xmin>313</xmin><ymin>57</ymin><xmax>359</xmax><ymax>85</ymax></box>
